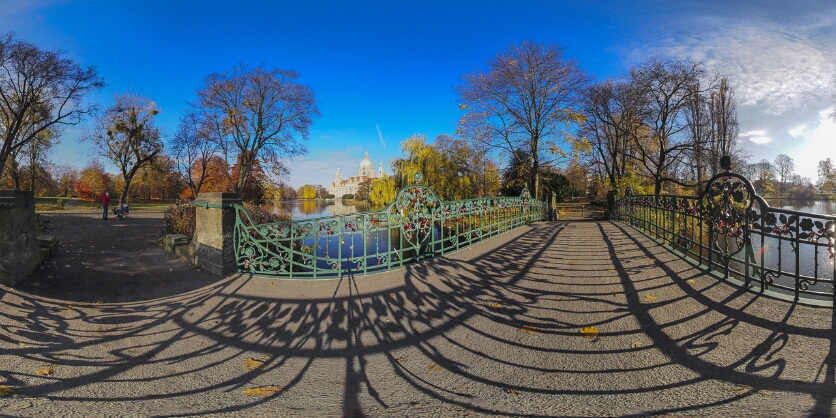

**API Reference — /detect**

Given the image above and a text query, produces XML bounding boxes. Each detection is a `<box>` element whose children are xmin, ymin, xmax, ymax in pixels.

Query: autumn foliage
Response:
<box><xmin>74</xmin><ymin>161</ymin><xmax>110</xmax><ymax>200</ymax></box>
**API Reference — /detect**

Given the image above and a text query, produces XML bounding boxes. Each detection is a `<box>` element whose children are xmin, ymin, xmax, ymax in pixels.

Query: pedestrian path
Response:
<box><xmin>0</xmin><ymin>220</ymin><xmax>832</xmax><ymax>417</ymax></box>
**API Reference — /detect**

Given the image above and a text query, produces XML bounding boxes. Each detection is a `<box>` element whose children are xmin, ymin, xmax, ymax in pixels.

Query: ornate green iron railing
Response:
<box><xmin>234</xmin><ymin>173</ymin><xmax>545</xmax><ymax>278</ymax></box>
<box><xmin>615</xmin><ymin>170</ymin><xmax>836</xmax><ymax>304</ymax></box>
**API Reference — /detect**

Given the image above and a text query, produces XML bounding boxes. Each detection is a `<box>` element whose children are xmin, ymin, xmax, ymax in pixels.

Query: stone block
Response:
<box><xmin>164</xmin><ymin>234</ymin><xmax>191</xmax><ymax>253</ymax></box>
<box><xmin>37</xmin><ymin>235</ymin><xmax>59</xmax><ymax>257</ymax></box>
<box><xmin>0</xmin><ymin>190</ymin><xmax>42</xmax><ymax>287</ymax></box>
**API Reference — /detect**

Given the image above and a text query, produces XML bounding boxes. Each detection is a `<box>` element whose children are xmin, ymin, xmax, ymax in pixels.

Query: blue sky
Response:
<box><xmin>3</xmin><ymin>0</ymin><xmax>835</xmax><ymax>188</ymax></box>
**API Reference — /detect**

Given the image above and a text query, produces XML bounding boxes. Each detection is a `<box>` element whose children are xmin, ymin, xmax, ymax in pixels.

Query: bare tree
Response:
<box><xmin>773</xmin><ymin>154</ymin><xmax>795</xmax><ymax>196</ymax></box>
<box><xmin>0</xmin><ymin>32</ymin><xmax>104</xmax><ymax>180</ymax></box>
<box><xmin>629</xmin><ymin>58</ymin><xmax>708</xmax><ymax>194</ymax></box>
<box><xmin>87</xmin><ymin>93</ymin><xmax>163</xmax><ymax>204</ymax></box>
<box><xmin>707</xmin><ymin>78</ymin><xmax>738</xmax><ymax>174</ymax></box>
<box><xmin>683</xmin><ymin>77</ymin><xmax>738</xmax><ymax>191</ymax></box>
<box><xmin>456</xmin><ymin>41</ymin><xmax>588</xmax><ymax>199</ymax></box>
<box><xmin>170</xmin><ymin>111</ymin><xmax>219</xmax><ymax>198</ymax></box>
<box><xmin>192</xmin><ymin>64</ymin><xmax>319</xmax><ymax>194</ymax></box>
<box><xmin>582</xmin><ymin>79</ymin><xmax>644</xmax><ymax>191</ymax></box>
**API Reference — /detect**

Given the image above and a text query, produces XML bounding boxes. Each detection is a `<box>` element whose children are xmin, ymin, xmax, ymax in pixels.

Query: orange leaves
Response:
<box><xmin>242</xmin><ymin>386</ymin><xmax>282</xmax><ymax>396</ymax></box>
<box><xmin>427</xmin><ymin>364</ymin><xmax>442</xmax><ymax>371</ymax></box>
<box><xmin>580</xmin><ymin>326</ymin><xmax>598</xmax><ymax>339</ymax></box>
<box><xmin>519</xmin><ymin>325</ymin><xmax>537</xmax><ymax>335</ymax></box>
<box><xmin>642</xmin><ymin>295</ymin><xmax>656</xmax><ymax>303</ymax></box>
<box><xmin>243</xmin><ymin>355</ymin><xmax>271</xmax><ymax>371</ymax></box>
<box><xmin>34</xmin><ymin>365</ymin><xmax>54</xmax><ymax>376</ymax></box>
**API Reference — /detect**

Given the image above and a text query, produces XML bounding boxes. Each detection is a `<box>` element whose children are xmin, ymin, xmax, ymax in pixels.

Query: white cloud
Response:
<box><xmin>789</xmin><ymin>125</ymin><xmax>807</xmax><ymax>137</ymax></box>
<box><xmin>785</xmin><ymin>107</ymin><xmax>836</xmax><ymax>181</ymax></box>
<box><xmin>741</xmin><ymin>130</ymin><xmax>767</xmax><ymax>137</ymax></box>
<box><xmin>748</xmin><ymin>136</ymin><xmax>773</xmax><ymax>145</ymax></box>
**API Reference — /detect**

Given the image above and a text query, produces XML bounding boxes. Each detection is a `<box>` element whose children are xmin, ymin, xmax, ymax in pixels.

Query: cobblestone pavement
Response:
<box><xmin>0</xmin><ymin>217</ymin><xmax>834</xmax><ymax>417</ymax></box>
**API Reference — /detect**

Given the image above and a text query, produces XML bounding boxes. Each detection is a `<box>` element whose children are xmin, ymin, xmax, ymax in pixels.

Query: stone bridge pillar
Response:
<box><xmin>189</xmin><ymin>192</ymin><xmax>241</xmax><ymax>276</ymax></box>
<box><xmin>0</xmin><ymin>190</ymin><xmax>41</xmax><ymax>286</ymax></box>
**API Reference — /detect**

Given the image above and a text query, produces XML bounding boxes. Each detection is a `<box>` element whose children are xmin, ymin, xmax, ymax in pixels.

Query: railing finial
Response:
<box><xmin>413</xmin><ymin>172</ymin><xmax>423</xmax><ymax>184</ymax></box>
<box><xmin>720</xmin><ymin>155</ymin><xmax>732</xmax><ymax>173</ymax></box>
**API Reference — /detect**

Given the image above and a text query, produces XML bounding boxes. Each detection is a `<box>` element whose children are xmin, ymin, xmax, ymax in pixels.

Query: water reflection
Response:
<box><xmin>269</xmin><ymin>200</ymin><xmax>385</xmax><ymax>220</ymax></box>
<box><xmin>766</xmin><ymin>199</ymin><xmax>836</xmax><ymax>215</ymax></box>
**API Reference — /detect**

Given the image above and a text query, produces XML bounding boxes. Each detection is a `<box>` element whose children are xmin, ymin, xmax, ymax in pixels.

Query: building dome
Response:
<box><xmin>358</xmin><ymin>150</ymin><xmax>374</xmax><ymax>177</ymax></box>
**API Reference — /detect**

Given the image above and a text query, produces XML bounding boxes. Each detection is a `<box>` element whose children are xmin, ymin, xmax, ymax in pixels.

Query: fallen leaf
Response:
<box><xmin>506</xmin><ymin>388</ymin><xmax>519</xmax><ymax>394</ymax></box>
<box><xmin>65</xmin><ymin>305</ymin><xmax>76</xmax><ymax>310</ymax></box>
<box><xmin>260</xmin><ymin>355</ymin><xmax>271</xmax><ymax>361</ymax></box>
<box><xmin>395</xmin><ymin>356</ymin><xmax>408</xmax><ymax>364</ymax></box>
<box><xmin>607</xmin><ymin>267</ymin><xmax>615</xmax><ymax>273</ymax></box>
<box><xmin>611</xmin><ymin>291</ymin><xmax>621</xmax><ymax>296</ymax></box>
<box><xmin>428</xmin><ymin>363</ymin><xmax>441</xmax><ymax>371</ymax></box>
<box><xmin>727</xmin><ymin>385</ymin><xmax>751</xmax><ymax>393</ymax></box>
<box><xmin>242</xmin><ymin>385</ymin><xmax>282</xmax><ymax>396</ymax></box>
<box><xmin>0</xmin><ymin>386</ymin><xmax>13</xmax><ymax>397</ymax></box>
<box><xmin>243</xmin><ymin>358</ymin><xmax>265</xmax><ymax>371</ymax></box>
<box><xmin>686</xmin><ymin>279</ymin><xmax>695</xmax><ymax>285</ymax></box>
<box><xmin>34</xmin><ymin>365</ymin><xmax>54</xmax><ymax>376</ymax></box>
<box><xmin>95</xmin><ymin>300</ymin><xmax>103</xmax><ymax>305</ymax></box>
<box><xmin>484</xmin><ymin>301</ymin><xmax>502</xmax><ymax>309</ymax></box>
<box><xmin>580</xmin><ymin>326</ymin><xmax>598</xmax><ymax>339</ymax></box>
<box><xmin>519</xmin><ymin>325</ymin><xmax>537</xmax><ymax>335</ymax></box>
<box><xmin>569</xmin><ymin>261</ymin><xmax>576</xmax><ymax>265</ymax></box>
<box><xmin>631</xmin><ymin>342</ymin><xmax>643</xmax><ymax>348</ymax></box>
<box><xmin>214</xmin><ymin>312</ymin><xmax>221</xmax><ymax>317</ymax></box>
<box><xmin>642</xmin><ymin>295</ymin><xmax>656</xmax><ymax>302</ymax></box>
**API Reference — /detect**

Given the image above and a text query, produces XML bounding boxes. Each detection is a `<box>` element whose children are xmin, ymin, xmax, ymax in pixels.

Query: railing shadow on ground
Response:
<box><xmin>1</xmin><ymin>220</ymin><xmax>836</xmax><ymax>416</ymax></box>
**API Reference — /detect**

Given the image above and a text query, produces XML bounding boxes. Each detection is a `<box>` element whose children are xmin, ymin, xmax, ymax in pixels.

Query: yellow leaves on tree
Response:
<box><xmin>370</xmin><ymin>174</ymin><xmax>396</xmax><ymax>206</ymax></box>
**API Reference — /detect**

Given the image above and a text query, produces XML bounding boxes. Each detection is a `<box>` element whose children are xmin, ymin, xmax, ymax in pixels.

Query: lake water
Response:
<box><xmin>766</xmin><ymin>199</ymin><xmax>836</xmax><ymax>215</ymax></box>
<box><xmin>272</xmin><ymin>200</ymin><xmax>384</xmax><ymax>220</ymax></box>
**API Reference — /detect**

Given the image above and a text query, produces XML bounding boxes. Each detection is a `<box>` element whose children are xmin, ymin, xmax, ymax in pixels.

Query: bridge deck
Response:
<box><xmin>0</xmin><ymin>218</ymin><xmax>832</xmax><ymax>416</ymax></box>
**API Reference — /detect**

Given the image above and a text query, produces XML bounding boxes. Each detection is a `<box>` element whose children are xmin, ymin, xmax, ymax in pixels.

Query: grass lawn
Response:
<box><xmin>36</xmin><ymin>197</ymin><xmax>174</xmax><ymax>211</ymax></box>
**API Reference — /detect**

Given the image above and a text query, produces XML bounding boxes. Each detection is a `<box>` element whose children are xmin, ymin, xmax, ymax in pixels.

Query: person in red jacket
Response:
<box><xmin>102</xmin><ymin>192</ymin><xmax>110</xmax><ymax>220</ymax></box>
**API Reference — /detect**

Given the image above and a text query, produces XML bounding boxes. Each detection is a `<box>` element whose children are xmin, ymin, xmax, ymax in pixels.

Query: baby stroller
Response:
<box><xmin>112</xmin><ymin>203</ymin><xmax>130</xmax><ymax>220</ymax></box>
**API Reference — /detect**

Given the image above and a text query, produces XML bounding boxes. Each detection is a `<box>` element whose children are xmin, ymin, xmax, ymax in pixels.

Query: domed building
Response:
<box><xmin>330</xmin><ymin>151</ymin><xmax>385</xmax><ymax>198</ymax></box>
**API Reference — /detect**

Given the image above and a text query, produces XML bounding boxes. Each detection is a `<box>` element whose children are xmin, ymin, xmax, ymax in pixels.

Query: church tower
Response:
<box><xmin>335</xmin><ymin>167</ymin><xmax>341</xmax><ymax>182</ymax></box>
<box><xmin>378</xmin><ymin>162</ymin><xmax>384</xmax><ymax>177</ymax></box>
<box><xmin>358</xmin><ymin>150</ymin><xmax>374</xmax><ymax>178</ymax></box>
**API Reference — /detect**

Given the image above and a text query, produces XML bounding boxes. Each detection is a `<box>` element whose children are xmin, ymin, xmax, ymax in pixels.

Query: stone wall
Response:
<box><xmin>0</xmin><ymin>190</ymin><xmax>42</xmax><ymax>286</ymax></box>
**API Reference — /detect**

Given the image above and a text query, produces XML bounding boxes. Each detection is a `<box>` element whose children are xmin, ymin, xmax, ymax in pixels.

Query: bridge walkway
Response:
<box><xmin>0</xmin><ymin>217</ymin><xmax>832</xmax><ymax>416</ymax></box>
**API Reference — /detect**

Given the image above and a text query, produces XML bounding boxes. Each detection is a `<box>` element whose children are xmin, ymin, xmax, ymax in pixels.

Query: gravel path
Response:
<box><xmin>0</xmin><ymin>217</ymin><xmax>834</xmax><ymax>417</ymax></box>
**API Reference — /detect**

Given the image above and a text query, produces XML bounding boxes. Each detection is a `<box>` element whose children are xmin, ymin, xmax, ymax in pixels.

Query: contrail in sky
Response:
<box><xmin>376</xmin><ymin>124</ymin><xmax>386</xmax><ymax>149</ymax></box>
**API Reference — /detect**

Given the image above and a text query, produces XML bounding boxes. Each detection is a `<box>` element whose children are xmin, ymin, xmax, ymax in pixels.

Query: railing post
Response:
<box><xmin>606</xmin><ymin>190</ymin><xmax>618</xmax><ymax>220</ymax></box>
<box><xmin>191</xmin><ymin>192</ymin><xmax>242</xmax><ymax>275</ymax></box>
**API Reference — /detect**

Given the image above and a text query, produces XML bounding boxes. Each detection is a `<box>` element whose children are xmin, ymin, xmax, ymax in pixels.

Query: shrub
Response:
<box><xmin>165</xmin><ymin>200</ymin><xmax>196</xmax><ymax>236</ymax></box>
<box><xmin>341</xmin><ymin>194</ymin><xmax>354</xmax><ymax>200</ymax></box>
<box><xmin>790</xmin><ymin>185</ymin><xmax>816</xmax><ymax>200</ymax></box>
<box><xmin>35</xmin><ymin>198</ymin><xmax>65</xmax><ymax>211</ymax></box>
<box><xmin>242</xmin><ymin>202</ymin><xmax>291</xmax><ymax>224</ymax></box>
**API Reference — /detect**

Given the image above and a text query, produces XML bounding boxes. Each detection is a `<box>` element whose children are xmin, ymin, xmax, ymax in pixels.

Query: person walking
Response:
<box><xmin>102</xmin><ymin>192</ymin><xmax>110</xmax><ymax>220</ymax></box>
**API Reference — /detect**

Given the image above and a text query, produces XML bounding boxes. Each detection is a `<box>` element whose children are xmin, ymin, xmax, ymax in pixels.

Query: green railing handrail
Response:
<box><xmin>614</xmin><ymin>171</ymin><xmax>836</xmax><ymax>306</ymax></box>
<box><xmin>231</xmin><ymin>172</ymin><xmax>545</xmax><ymax>279</ymax></box>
